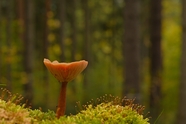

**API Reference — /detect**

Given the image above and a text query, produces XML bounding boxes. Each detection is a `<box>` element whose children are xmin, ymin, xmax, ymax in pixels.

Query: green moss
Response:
<box><xmin>0</xmin><ymin>99</ymin><xmax>31</xmax><ymax>124</ymax></box>
<box><xmin>0</xmin><ymin>93</ymin><xmax>149</xmax><ymax>124</ymax></box>
<box><xmin>73</xmin><ymin>102</ymin><xmax>149</xmax><ymax>124</ymax></box>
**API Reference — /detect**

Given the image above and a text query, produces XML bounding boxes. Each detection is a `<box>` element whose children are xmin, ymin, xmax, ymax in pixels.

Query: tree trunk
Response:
<box><xmin>122</xmin><ymin>0</ymin><xmax>141</xmax><ymax>103</ymax></box>
<box><xmin>177</xmin><ymin>0</ymin><xmax>186</xmax><ymax>123</ymax></box>
<box><xmin>149</xmin><ymin>0</ymin><xmax>162</xmax><ymax>122</ymax></box>
<box><xmin>0</xmin><ymin>2</ymin><xmax>1</xmax><ymax>83</ymax></box>
<box><xmin>59</xmin><ymin>0</ymin><xmax>66</xmax><ymax>61</ymax></box>
<box><xmin>71</xmin><ymin>0</ymin><xmax>77</xmax><ymax>61</ymax></box>
<box><xmin>82</xmin><ymin>0</ymin><xmax>91</xmax><ymax>102</ymax></box>
<box><xmin>43</xmin><ymin>0</ymin><xmax>50</xmax><ymax>109</ymax></box>
<box><xmin>23</xmin><ymin>0</ymin><xmax>34</xmax><ymax>105</ymax></box>
<box><xmin>68</xmin><ymin>0</ymin><xmax>77</xmax><ymax>96</ymax></box>
<box><xmin>6</xmin><ymin>0</ymin><xmax>13</xmax><ymax>91</ymax></box>
<box><xmin>83</xmin><ymin>0</ymin><xmax>91</xmax><ymax>87</ymax></box>
<box><xmin>17</xmin><ymin>0</ymin><xmax>25</xmax><ymax>42</ymax></box>
<box><xmin>108</xmin><ymin>0</ymin><xmax>116</xmax><ymax>90</ymax></box>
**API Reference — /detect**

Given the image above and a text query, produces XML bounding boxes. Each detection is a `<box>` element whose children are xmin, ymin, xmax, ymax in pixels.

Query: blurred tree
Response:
<box><xmin>122</xmin><ymin>0</ymin><xmax>141</xmax><ymax>103</ymax></box>
<box><xmin>42</xmin><ymin>0</ymin><xmax>51</xmax><ymax>109</ymax></box>
<box><xmin>0</xmin><ymin>1</ymin><xmax>1</xmax><ymax>83</ymax></box>
<box><xmin>71</xmin><ymin>0</ymin><xmax>77</xmax><ymax>61</ymax></box>
<box><xmin>68</xmin><ymin>0</ymin><xmax>77</xmax><ymax>96</ymax></box>
<box><xmin>0</xmin><ymin>0</ymin><xmax>11</xmax><ymax>88</ymax></box>
<box><xmin>108</xmin><ymin>0</ymin><xmax>119</xmax><ymax>90</ymax></box>
<box><xmin>140</xmin><ymin>0</ymin><xmax>152</xmax><ymax>119</ymax></box>
<box><xmin>177</xmin><ymin>0</ymin><xmax>186</xmax><ymax>123</ymax></box>
<box><xmin>23</xmin><ymin>0</ymin><xmax>35</xmax><ymax>105</ymax></box>
<box><xmin>83</xmin><ymin>0</ymin><xmax>91</xmax><ymax>100</ymax></box>
<box><xmin>0</xmin><ymin>3</ymin><xmax>4</xmax><ymax>85</ymax></box>
<box><xmin>5</xmin><ymin>0</ymin><xmax>13</xmax><ymax>91</ymax></box>
<box><xmin>149</xmin><ymin>0</ymin><xmax>162</xmax><ymax>122</ymax></box>
<box><xmin>17</xmin><ymin>0</ymin><xmax>25</xmax><ymax>41</ymax></box>
<box><xmin>59</xmin><ymin>0</ymin><xmax>66</xmax><ymax>61</ymax></box>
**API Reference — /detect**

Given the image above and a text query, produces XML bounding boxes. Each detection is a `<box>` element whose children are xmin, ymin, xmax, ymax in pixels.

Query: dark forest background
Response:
<box><xmin>0</xmin><ymin>0</ymin><xmax>186</xmax><ymax>124</ymax></box>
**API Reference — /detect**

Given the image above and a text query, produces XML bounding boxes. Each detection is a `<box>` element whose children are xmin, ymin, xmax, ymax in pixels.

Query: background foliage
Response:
<box><xmin>0</xmin><ymin>0</ymin><xmax>182</xmax><ymax>123</ymax></box>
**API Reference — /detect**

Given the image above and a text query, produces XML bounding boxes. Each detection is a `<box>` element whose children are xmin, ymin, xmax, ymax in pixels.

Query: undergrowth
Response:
<box><xmin>0</xmin><ymin>89</ymin><xmax>150</xmax><ymax>124</ymax></box>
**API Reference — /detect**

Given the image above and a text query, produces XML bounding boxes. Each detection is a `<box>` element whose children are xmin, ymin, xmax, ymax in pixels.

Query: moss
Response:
<box><xmin>73</xmin><ymin>102</ymin><xmax>149</xmax><ymax>124</ymax></box>
<box><xmin>0</xmin><ymin>99</ymin><xmax>31</xmax><ymax>124</ymax></box>
<box><xmin>0</xmin><ymin>92</ymin><xmax>149</xmax><ymax>124</ymax></box>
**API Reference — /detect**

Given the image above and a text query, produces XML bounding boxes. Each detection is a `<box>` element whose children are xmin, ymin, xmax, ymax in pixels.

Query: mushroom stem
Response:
<box><xmin>56</xmin><ymin>81</ymin><xmax>68</xmax><ymax>118</ymax></box>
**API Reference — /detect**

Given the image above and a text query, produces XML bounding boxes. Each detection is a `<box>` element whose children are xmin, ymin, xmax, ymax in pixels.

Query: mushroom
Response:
<box><xmin>43</xmin><ymin>58</ymin><xmax>88</xmax><ymax>118</ymax></box>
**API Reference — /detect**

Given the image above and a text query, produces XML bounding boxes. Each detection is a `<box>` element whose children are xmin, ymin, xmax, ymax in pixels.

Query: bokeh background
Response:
<box><xmin>0</xmin><ymin>0</ymin><xmax>185</xmax><ymax>124</ymax></box>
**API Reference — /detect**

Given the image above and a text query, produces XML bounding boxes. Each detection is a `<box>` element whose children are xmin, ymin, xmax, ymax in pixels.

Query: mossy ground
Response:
<box><xmin>0</xmin><ymin>90</ymin><xmax>149</xmax><ymax>124</ymax></box>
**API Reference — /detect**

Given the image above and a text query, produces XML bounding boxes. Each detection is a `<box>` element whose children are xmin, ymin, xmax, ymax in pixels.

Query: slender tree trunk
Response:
<box><xmin>6</xmin><ymin>0</ymin><xmax>12</xmax><ymax>91</ymax></box>
<box><xmin>71</xmin><ymin>0</ymin><xmax>77</xmax><ymax>61</ymax></box>
<box><xmin>149</xmin><ymin>0</ymin><xmax>162</xmax><ymax>122</ymax></box>
<box><xmin>43</xmin><ymin>0</ymin><xmax>50</xmax><ymax>109</ymax></box>
<box><xmin>177</xmin><ymin>0</ymin><xmax>186</xmax><ymax>123</ymax></box>
<box><xmin>69</xmin><ymin>0</ymin><xmax>77</xmax><ymax>96</ymax></box>
<box><xmin>108</xmin><ymin>0</ymin><xmax>116</xmax><ymax>90</ymax></box>
<box><xmin>59</xmin><ymin>0</ymin><xmax>66</xmax><ymax>61</ymax></box>
<box><xmin>82</xmin><ymin>0</ymin><xmax>91</xmax><ymax>102</ymax></box>
<box><xmin>83</xmin><ymin>0</ymin><xmax>91</xmax><ymax>87</ymax></box>
<box><xmin>0</xmin><ymin>2</ymin><xmax>1</xmax><ymax>83</ymax></box>
<box><xmin>17</xmin><ymin>0</ymin><xmax>25</xmax><ymax>42</ymax></box>
<box><xmin>122</xmin><ymin>0</ymin><xmax>141</xmax><ymax>103</ymax></box>
<box><xmin>23</xmin><ymin>0</ymin><xmax>35</xmax><ymax>105</ymax></box>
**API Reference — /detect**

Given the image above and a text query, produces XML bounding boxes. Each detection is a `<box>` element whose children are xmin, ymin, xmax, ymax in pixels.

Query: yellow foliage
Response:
<box><xmin>52</xmin><ymin>44</ymin><xmax>61</xmax><ymax>56</ymax></box>
<box><xmin>48</xmin><ymin>33</ymin><xmax>56</xmax><ymax>42</ymax></box>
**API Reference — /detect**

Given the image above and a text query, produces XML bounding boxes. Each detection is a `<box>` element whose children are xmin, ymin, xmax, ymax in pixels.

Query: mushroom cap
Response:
<box><xmin>44</xmin><ymin>58</ymin><xmax>88</xmax><ymax>83</ymax></box>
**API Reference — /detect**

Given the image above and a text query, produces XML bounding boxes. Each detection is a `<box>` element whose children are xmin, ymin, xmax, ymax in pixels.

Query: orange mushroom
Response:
<box><xmin>43</xmin><ymin>58</ymin><xmax>88</xmax><ymax>118</ymax></box>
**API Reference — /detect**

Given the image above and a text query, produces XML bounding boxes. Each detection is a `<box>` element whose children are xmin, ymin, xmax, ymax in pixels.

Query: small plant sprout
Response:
<box><xmin>43</xmin><ymin>58</ymin><xmax>88</xmax><ymax>118</ymax></box>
